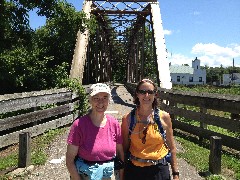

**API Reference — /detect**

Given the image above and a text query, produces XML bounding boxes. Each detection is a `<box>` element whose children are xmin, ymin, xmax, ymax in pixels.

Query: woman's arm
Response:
<box><xmin>66</xmin><ymin>144</ymin><xmax>81</xmax><ymax>180</ymax></box>
<box><xmin>121</xmin><ymin>114</ymin><xmax>130</xmax><ymax>154</ymax></box>
<box><xmin>161</xmin><ymin>111</ymin><xmax>179</xmax><ymax>180</ymax></box>
<box><xmin>116</xmin><ymin>144</ymin><xmax>124</xmax><ymax>180</ymax></box>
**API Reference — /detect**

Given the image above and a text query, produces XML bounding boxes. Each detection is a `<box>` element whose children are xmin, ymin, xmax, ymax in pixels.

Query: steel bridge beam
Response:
<box><xmin>69</xmin><ymin>0</ymin><xmax>172</xmax><ymax>89</ymax></box>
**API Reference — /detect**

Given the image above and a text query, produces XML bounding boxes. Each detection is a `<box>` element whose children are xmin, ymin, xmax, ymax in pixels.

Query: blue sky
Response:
<box><xmin>29</xmin><ymin>0</ymin><xmax>240</xmax><ymax>68</ymax></box>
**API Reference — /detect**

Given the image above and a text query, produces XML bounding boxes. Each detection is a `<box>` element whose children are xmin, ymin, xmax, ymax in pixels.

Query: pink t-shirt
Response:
<box><xmin>67</xmin><ymin>114</ymin><xmax>122</xmax><ymax>161</ymax></box>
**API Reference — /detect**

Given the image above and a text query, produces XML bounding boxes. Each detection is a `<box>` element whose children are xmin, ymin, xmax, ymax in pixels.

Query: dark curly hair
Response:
<box><xmin>133</xmin><ymin>79</ymin><xmax>158</xmax><ymax>109</ymax></box>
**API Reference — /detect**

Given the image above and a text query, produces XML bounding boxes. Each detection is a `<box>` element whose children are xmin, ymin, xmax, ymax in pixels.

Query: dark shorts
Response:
<box><xmin>124</xmin><ymin>161</ymin><xmax>170</xmax><ymax>180</ymax></box>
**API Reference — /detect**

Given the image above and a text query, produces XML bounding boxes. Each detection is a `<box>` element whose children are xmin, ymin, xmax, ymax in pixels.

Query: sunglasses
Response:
<box><xmin>137</xmin><ymin>89</ymin><xmax>156</xmax><ymax>95</ymax></box>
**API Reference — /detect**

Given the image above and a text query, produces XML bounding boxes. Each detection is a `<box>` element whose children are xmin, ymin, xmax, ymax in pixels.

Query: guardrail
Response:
<box><xmin>0</xmin><ymin>88</ymin><xmax>79</xmax><ymax>149</ymax></box>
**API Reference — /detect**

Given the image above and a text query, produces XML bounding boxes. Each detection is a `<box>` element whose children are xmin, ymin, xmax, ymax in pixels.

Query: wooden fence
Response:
<box><xmin>125</xmin><ymin>83</ymin><xmax>240</xmax><ymax>151</ymax></box>
<box><xmin>1</xmin><ymin>84</ymin><xmax>239</xmax><ymax>173</ymax></box>
<box><xmin>0</xmin><ymin>88</ymin><xmax>79</xmax><ymax>149</ymax></box>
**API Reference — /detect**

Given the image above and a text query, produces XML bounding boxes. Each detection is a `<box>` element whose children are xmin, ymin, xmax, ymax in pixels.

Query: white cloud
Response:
<box><xmin>191</xmin><ymin>43</ymin><xmax>239</xmax><ymax>57</ymax></box>
<box><xmin>167</xmin><ymin>53</ymin><xmax>193</xmax><ymax>66</ymax></box>
<box><xmin>191</xmin><ymin>43</ymin><xmax>240</xmax><ymax>67</ymax></box>
<box><xmin>163</xmin><ymin>29</ymin><xmax>172</xmax><ymax>35</ymax></box>
<box><xmin>167</xmin><ymin>43</ymin><xmax>240</xmax><ymax>68</ymax></box>
<box><xmin>196</xmin><ymin>55</ymin><xmax>233</xmax><ymax>67</ymax></box>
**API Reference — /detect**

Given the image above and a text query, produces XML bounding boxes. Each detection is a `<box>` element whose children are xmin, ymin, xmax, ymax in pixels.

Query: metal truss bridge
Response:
<box><xmin>69</xmin><ymin>0</ymin><xmax>172</xmax><ymax>89</ymax></box>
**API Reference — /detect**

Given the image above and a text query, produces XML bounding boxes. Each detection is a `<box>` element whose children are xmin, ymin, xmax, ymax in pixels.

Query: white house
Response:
<box><xmin>222</xmin><ymin>73</ymin><xmax>240</xmax><ymax>86</ymax></box>
<box><xmin>169</xmin><ymin>57</ymin><xmax>206</xmax><ymax>85</ymax></box>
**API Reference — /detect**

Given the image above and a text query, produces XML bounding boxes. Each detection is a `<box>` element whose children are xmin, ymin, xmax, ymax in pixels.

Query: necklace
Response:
<box><xmin>137</xmin><ymin>110</ymin><xmax>153</xmax><ymax>142</ymax></box>
<box><xmin>128</xmin><ymin>109</ymin><xmax>153</xmax><ymax>136</ymax></box>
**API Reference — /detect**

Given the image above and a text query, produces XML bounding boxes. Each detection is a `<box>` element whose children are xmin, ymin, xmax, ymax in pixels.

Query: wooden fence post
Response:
<box><xmin>209</xmin><ymin>136</ymin><xmax>222</xmax><ymax>174</ymax></box>
<box><xmin>169</xmin><ymin>101</ymin><xmax>175</xmax><ymax>121</ymax></box>
<box><xmin>18</xmin><ymin>132</ymin><xmax>31</xmax><ymax>168</ymax></box>
<box><xmin>199</xmin><ymin>107</ymin><xmax>207</xmax><ymax>141</ymax></box>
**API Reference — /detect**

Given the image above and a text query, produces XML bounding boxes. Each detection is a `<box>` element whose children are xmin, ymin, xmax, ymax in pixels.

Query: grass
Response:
<box><xmin>176</xmin><ymin>135</ymin><xmax>240</xmax><ymax>180</ymax></box>
<box><xmin>172</xmin><ymin>85</ymin><xmax>240</xmax><ymax>179</ymax></box>
<box><xmin>0</xmin><ymin>127</ymin><xmax>68</xmax><ymax>179</ymax></box>
<box><xmin>0</xmin><ymin>154</ymin><xmax>18</xmax><ymax>171</ymax></box>
<box><xmin>173</xmin><ymin>85</ymin><xmax>240</xmax><ymax>96</ymax></box>
<box><xmin>30</xmin><ymin>127</ymin><xmax>67</xmax><ymax>165</ymax></box>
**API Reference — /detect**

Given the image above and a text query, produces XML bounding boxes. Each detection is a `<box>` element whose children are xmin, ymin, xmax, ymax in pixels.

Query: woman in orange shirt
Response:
<box><xmin>121</xmin><ymin>79</ymin><xmax>179</xmax><ymax>180</ymax></box>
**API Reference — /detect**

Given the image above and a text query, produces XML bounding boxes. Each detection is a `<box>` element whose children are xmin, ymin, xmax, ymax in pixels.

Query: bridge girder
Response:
<box><xmin>70</xmin><ymin>0</ymin><xmax>172</xmax><ymax>89</ymax></box>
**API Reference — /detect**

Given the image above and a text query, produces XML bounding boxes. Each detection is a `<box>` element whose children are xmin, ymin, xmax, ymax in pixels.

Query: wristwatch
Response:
<box><xmin>172</xmin><ymin>171</ymin><xmax>180</xmax><ymax>176</ymax></box>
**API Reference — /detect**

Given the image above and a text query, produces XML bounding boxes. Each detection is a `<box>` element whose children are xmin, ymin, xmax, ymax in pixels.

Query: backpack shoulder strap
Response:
<box><xmin>129</xmin><ymin>108</ymin><xmax>137</xmax><ymax>136</ymax></box>
<box><xmin>129</xmin><ymin>108</ymin><xmax>166</xmax><ymax>139</ymax></box>
<box><xmin>154</xmin><ymin>108</ymin><xmax>166</xmax><ymax>140</ymax></box>
<box><xmin>154</xmin><ymin>108</ymin><xmax>172</xmax><ymax>163</ymax></box>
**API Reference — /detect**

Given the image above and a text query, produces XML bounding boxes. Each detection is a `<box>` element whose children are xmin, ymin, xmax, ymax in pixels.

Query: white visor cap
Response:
<box><xmin>89</xmin><ymin>83</ymin><xmax>111</xmax><ymax>97</ymax></box>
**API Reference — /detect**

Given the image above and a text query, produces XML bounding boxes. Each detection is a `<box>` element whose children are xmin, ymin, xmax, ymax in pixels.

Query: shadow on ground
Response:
<box><xmin>111</xmin><ymin>87</ymin><xmax>135</xmax><ymax>108</ymax></box>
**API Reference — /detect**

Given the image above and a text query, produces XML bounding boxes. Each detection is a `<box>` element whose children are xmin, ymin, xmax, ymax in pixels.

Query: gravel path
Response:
<box><xmin>10</xmin><ymin>84</ymin><xmax>204</xmax><ymax>180</ymax></box>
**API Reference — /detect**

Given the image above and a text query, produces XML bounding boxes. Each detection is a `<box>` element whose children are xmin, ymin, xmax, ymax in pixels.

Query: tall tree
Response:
<box><xmin>33</xmin><ymin>1</ymin><xmax>89</xmax><ymax>69</ymax></box>
<box><xmin>0</xmin><ymin>0</ymin><xmax>93</xmax><ymax>94</ymax></box>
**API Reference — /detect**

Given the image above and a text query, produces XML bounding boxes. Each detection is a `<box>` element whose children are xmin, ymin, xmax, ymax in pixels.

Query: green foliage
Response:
<box><xmin>32</xmin><ymin>1</ymin><xmax>89</xmax><ymax>69</ymax></box>
<box><xmin>172</xmin><ymin>85</ymin><xmax>240</xmax><ymax>179</ymax></box>
<box><xmin>176</xmin><ymin>136</ymin><xmax>240</xmax><ymax>180</ymax></box>
<box><xmin>0</xmin><ymin>153</ymin><xmax>18</xmax><ymax>171</ymax></box>
<box><xmin>222</xmin><ymin>153</ymin><xmax>240</xmax><ymax>180</ymax></box>
<box><xmin>173</xmin><ymin>86</ymin><xmax>239</xmax><ymax>140</ymax></box>
<box><xmin>207</xmin><ymin>125</ymin><xmax>239</xmax><ymax>138</ymax></box>
<box><xmin>177</xmin><ymin>137</ymin><xmax>209</xmax><ymax>171</ymax></box>
<box><xmin>1</xmin><ymin>0</ymin><xmax>94</xmax><ymax>94</ymax></box>
<box><xmin>143</xmin><ymin>26</ymin><xmax>157</xmax><ymax>80</ymax></box>
<box><xmin>206</xmin><ymin>175</ymin><xmax>226</xmax><ymax>180</ymax></box>
<box><xmin>0</xmin><ymin>128</ymin><xmax>66</xmax><ymax>173</ymax></box>
<box><xmin>205</xmin><ymin>65</ymin><xmax>240</xmax><ymax>84</ymax></box>
<box><xmin>111</xmin><ymin>41</ymin><xmax>127</xmax><ymax>82</ymax></box>
<box><xmin>0</xmin><ymin>46</ymin><xmax>69</xmax><ymax>94</ymax></box>
<box><xmin>173</xmin><ymin>85</ymin><xmax>240</xmax><ymax>95</ymax></box>
<box><xmin>31</xmin><ymin>128</ymin><xmax>65</xmax><ymax>165</ymax></box>
<box><xmin>57</xmin><ymin>78</ymin><xmax>89</xmax><ymax>116</ymax></box>
<box><xmin>0</xmin><ymin>0</ymin><xmax>34</xmax><ymax>52</ymax></box>
<box><xmin>31</xmin><ymin>150</ymin><xmax>47</xmax><ymax>165</ymax></box>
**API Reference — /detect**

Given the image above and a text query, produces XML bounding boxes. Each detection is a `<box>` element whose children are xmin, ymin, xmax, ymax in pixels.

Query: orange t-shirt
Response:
<box><xmin>129</xmin><ymin>111</ymin><xmax>169</xmax><ymax>167</ymax></box>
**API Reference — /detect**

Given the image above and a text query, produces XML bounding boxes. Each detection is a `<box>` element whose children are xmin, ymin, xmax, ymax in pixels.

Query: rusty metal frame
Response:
<box><xmin>70</xmin><ymin>0</ymin><xmax>172</xmax><ymax>89</ymax></box>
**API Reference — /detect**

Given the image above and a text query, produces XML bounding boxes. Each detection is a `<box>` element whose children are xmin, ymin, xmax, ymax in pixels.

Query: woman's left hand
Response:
<box><xmin>173</xmin><ymin>175</ymin><xmax>179</xmax><ymax>179</ymax></box>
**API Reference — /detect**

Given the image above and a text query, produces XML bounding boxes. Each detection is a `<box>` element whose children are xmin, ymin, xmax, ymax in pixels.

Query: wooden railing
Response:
<box><xmin>0</xmin><ymin>88</ymin><xmax>79</xmax><ymax>149</ymax></box>
<box><xmin>125</xmin><ymin>83</ymin><xmax>240</xmax><ymax>151</ymax></box>
<box><xmin>1</xmin><ymin>84</ymin><xmax>239</xmax><ymax>171</ymax></box>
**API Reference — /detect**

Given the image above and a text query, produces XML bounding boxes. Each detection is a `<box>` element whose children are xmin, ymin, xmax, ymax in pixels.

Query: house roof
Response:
<box><xmin>170</xmin><ymin>66</ymin><xmax>194</xmax><ymax>74</ymax></box>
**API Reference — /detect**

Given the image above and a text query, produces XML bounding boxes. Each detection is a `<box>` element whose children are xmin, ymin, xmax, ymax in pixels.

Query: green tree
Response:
<box><xmin>0</xmin><ymin>0</ymin><xmax>33</xmax><ymax>52</ymax></box>
<box><xmin>0</xmin><ymin>0</ymin><xmax>94</xmax><ymax>94</ymax></box>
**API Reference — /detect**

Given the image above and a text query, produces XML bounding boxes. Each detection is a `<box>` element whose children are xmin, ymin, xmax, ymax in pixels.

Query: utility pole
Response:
<box><xmin>231</xmin><ymin>58</ymin><xmax>235</xmax><ymax>84</ymax></box>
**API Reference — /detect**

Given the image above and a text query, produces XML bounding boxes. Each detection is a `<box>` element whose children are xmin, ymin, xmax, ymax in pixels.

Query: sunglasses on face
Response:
<box><xmin>137</xmin><ymin>89</ymin><xmax>156</xmax><ymax>95</ymax></box>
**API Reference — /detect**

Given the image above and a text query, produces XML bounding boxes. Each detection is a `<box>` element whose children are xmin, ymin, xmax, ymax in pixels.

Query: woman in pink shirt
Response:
<box><xmin>66</xmin><ymin>83</ymin><xmax>124</xmax><ymax>180</ymax></box>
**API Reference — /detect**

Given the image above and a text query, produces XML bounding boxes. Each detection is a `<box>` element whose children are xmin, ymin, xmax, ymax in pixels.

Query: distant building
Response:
<box><xmin>222</xmin><ymin>73</ymin><xmax>240</xmax><ymax>86</ymax></box>
<box><xmin>170</xmin><ymin>57</ymin><xmax>206</xmax><ymax>85</ymax></box>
